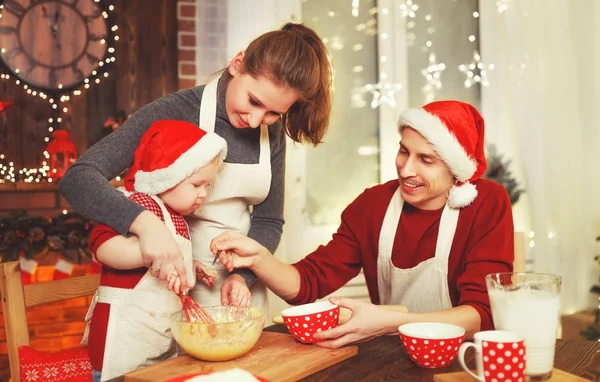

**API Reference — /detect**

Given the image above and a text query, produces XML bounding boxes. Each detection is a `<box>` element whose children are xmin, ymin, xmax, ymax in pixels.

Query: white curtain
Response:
<box><xmin>479</xmin><ymin>0</ymin><xmax>600</xmax><ymax>314</ymax></box>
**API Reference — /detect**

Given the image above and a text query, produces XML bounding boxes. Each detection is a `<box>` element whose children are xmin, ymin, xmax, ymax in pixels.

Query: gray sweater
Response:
<box><xmin>58</xmin><ymin>74</ymin><xmax>286</xmax><ymax>286</ymax></box>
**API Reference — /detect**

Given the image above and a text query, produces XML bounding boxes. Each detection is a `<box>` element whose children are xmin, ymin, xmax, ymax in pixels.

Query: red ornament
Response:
<box><xmin>46</xmin><ymin>130</ymin><xmax>77</xmax><ymax>181</ymax></box>
<box><xmin>0</xmin><ymin>101</ymin><xmax>14</xmax><ymax>112</ymax></box>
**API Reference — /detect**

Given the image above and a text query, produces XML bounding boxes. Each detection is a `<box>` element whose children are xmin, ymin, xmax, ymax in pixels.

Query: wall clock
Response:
<box><xmin>0</xmin><ymin>0</ymin><xmax>112</xmax><ymax>93</ymax></box>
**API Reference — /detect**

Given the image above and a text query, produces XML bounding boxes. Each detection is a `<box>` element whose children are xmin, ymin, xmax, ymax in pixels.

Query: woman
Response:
<box><xmin>58</xmin><ymin>22</ymin><xmax>333</xmax><ymax>313</ymax></box>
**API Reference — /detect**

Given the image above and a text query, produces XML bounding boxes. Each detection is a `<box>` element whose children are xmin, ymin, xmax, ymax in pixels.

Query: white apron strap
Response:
<box><xmin>258</xmin><ymin>125</ymin><xmax>270</xmax><ymax>164</ymax></box>
<box><xmin>377</xmin><ymin>188</ymin><xmax>403</xmax><ymax>304</ymax></box>
<box><xmin>434</xmin><ymin>205</ymin><xmax>460</xmax><ymax>266</ymax></box>
<box><xmin>199</xmin><ymin>76</ymin><xmax>220</xmax><ymax>132</ymax></box>
<box><xmin>149</xmin><ymin>195</ymin><xmax>177</xmax><ymax>233</ymax></box>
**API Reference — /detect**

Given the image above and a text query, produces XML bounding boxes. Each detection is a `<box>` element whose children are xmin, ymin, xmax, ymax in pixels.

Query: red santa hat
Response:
<box><xmin>124</xmin><ymin>120</ymin><xmax>227</xmax><ymax>195</ymax></box>
<box><xmin>397</xmin><ymin>100</ymin><xmax>487</xmax><ymax>209</ymax></box>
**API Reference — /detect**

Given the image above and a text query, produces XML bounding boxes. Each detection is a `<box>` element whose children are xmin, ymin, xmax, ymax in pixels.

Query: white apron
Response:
<box><xmin>86</xmin><ymin>197</ymin><xmax>196</xmax><ymax>382</ymax></box>
<box><xmin>377</xmin><ymin>188</ymin><xmax>458</xmax><ymax>312</ymax></box>
<box><xmin>188</xmin><ymin>75</ymin><xmax>271</xmax><ymax>313</ymax></box>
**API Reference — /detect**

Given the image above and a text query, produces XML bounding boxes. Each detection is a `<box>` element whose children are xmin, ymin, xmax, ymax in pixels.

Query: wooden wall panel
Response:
<box><xmin>0</xmin><ymin>0</ymin><xmax>178</xmax><ymax>169</ymax></box>
<box><xmin>0</xmin><ymin>79</ymin><xmax>22</xmax><ymax>169</ymax></box>
<box><xmin>18</xmin><ymin>96</ymin><xmax>49</xmax><ymax>170</ymax></box>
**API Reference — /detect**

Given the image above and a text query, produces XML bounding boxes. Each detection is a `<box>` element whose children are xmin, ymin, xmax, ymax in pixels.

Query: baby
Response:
<box><xmin>84</xmin><ymin>120</ymin><xmax>227</xmax><ymax>382</ymax></box>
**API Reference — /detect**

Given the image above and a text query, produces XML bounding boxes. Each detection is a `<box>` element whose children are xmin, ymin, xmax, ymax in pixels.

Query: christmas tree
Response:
<box><xmin>581</xmin><ymin>235</ymin><xmax>600</xmax><ymax>341</ymax></box>
<box><xmin>483</xmin><ymin>144</ymin><xmax>525</xmax><ymax>205</ymax></box>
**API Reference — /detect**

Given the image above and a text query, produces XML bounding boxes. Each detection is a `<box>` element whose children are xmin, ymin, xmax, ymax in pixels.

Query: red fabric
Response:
<box><xmin>20</xmin><ymin>271</ymin><xmax>33</xmax><ymax>285</ymax></box>
<box><xmin>289</xmin><ymin>179</ymin><xmax>514</xmax><ymax>331</ymax></box>
<box><xmin>53</xmin><ymin>271</ymin><xmax>69</xmax><ymax>280</ymax></box>
<box><xmin>86</xmin><ymin>192</ymin><xmax>190</xmax><ymax>372</ymax></box>
<box><xmin>421</xmin><ymin>101</ymin><xmax>487</xmax><ymax>181</ymax></box>
<box><xmin>19</xmin><ymin>346</ymin><xmax>92</xmax><ymax>381</ymax></box>
<box><xmin>87</xmin><ymin>260</ymin><xmax>102</xmax><ymax>275</ymax></box>
<box><xmin>88</xmin><ymin>302</ymin><xmax>110</xmax><ymax>372</ymax></box>
<box><xmin>124</xmin><ymin>120</ymin><xmax>225</xmax><ymax>193</ymax></box>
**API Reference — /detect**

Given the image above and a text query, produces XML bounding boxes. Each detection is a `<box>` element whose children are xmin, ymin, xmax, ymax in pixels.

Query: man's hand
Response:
<box><xmin>312</xmin><ymin>297</ymin><xmax>398</xmax><ymax>349</ymax></box>
<box><xmin>220</xmin><ymin>274</ymin><xmax>252</xmax><ymax>307</ymax></box>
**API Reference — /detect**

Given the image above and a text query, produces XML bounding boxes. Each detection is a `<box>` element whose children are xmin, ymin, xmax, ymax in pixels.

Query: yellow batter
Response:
<box><xmin>171</xmin><ymin>306</ymin><xmax>264</xmax><ymax>362</ymax></box>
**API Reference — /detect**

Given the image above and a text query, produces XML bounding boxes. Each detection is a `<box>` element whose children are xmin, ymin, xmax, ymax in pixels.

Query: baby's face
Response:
<box><xmin>159</xmin><ymin>159</ymin><xmax>220</xmax><ymax>215</ymax></box>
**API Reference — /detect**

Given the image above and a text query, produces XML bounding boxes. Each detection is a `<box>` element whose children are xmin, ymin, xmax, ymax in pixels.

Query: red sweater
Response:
<box><xmin>289</xmin><ymin>179</ymin><xmax>514</xmax><ymax>330</ymax></box>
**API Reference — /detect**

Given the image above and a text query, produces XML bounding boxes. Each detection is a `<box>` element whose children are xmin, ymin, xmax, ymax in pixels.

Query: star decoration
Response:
<box><xmin>421</xmin><ymin>53</ymin><xmax>446</xmax><ymax>103</ymax></box>
<box><xmin>458</xmin><ymin>51</ymin><xmax>495</xmax><ymax>88</ymax></box>
<box><xmin>496</xmin><ymin>0</ymin><xmax>509</xmax><ymax>13</ymax></box>
<box><xmin>363</xmin><ymin>82</ymin><xmax>403</xmax><ymax>109</ymax></box>
<box><xmin>399</xmin><ymin>0</ymin><xmax>419</xmax><ymax>18</ymax></box>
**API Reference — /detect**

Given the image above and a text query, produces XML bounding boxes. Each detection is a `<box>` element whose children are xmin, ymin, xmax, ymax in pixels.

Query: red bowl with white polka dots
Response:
<box><xmin>398</xmin><ymin>322</ymin><xmax>466</xmax><ymax>368</ymax></box>
<box><xmin>281</xmin><ymin>301</ymin><xmax>340</xmax><ymax>344</ymax></box>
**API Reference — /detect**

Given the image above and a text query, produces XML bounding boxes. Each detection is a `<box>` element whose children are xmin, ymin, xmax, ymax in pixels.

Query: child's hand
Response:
<box><xmin>220</xmin><ymin>274</ymin><xmax>252</xmax><ymax>307</ymax></box>
<box><xmin>166</xmin><ymin>267</ymin><xmax>183</xmax><ymax>294</ymax></box>
<box><xmin>209</xmin><ymin>231</ymin><xmax>267</xmax><ymax>271</ymax></box>
<box><xmin>193</xmin><ymin>260</ymin><xmax>216</xmax><ymax>288</ymax></box>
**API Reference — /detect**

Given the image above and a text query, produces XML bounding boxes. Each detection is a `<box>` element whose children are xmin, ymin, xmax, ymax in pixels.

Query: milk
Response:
<box><xmin>488</xmin><ymin>288</ymin><xmax>560</xmax><ymax>376</ymax></box>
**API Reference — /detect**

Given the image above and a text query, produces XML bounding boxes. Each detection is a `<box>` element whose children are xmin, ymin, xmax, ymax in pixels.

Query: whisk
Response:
<box><xmin>179</xmin><ymin>291</ymin><xmax>214</xmax><ymax>323</ymax></box>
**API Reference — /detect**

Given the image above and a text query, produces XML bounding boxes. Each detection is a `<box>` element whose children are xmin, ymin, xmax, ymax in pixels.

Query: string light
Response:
<box><xmin>496</xmin><ymin>0</ymin><xmax>509</xmax><ymax>13</ymax></box>
<box><xmin>458</xmin><ymin>50</ymin><xmax>495</xmax><ymax>88</ymax></box>
<box><xmin>399</xmin><ymin>0</ymin><xmax>419</xmax><ymax>18</ymax></box>
<box><xmin>362</xmin><ymin>80</ymin><xmax>403</xmax><ymax>109</ymax></box>
<box><xmin>421</xmin><ymin>53</ymin><xmax>446</xmax><ymax>103</ymax></box>
<box><xmin>0</xmin><ymin>3</ymin><xmax>120</xmax><ymax>183</ymax></box>
<box><xmin>352</xmin><ymin>0</ymin><xmax>359</xmax><ymax>17</ymax></box>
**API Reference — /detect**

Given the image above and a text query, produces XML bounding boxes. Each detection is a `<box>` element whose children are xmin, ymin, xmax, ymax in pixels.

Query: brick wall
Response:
<box><xmin>177</xmin><ymin>0</ymin><xmax>197</xmax><ymax>90</ymax></box>
<box><xmin>177</xmin><ymin>0</ymin><xmax>228</xmax><ymax>90</ymax></box>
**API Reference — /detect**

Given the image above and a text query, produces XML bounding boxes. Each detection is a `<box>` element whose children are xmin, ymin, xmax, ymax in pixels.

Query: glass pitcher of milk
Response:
<box><xmin>486</xmin><ymin>273</ymin><xmax>561</xmax><ymax>381</ymax></box>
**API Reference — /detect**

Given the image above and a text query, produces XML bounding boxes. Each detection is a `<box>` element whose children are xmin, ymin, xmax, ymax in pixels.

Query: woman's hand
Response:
<box><xmin>312</xmin><ymin>297</ymin><xmax>399</xmax><ymax>349</ymax></box>
<box><xmin>130</xmin><ymin>210</ymin><xmax>189</xmax><ymax>293</ymax></box>
<box><xmin>220</xmin><ymin>274</ymin><xmax>252</xmax><ymax>307</ymax></box>
<box><xmin>209</xmin><ymin>231</ymin><xmax>267</xmax><ymax>271</ymax></box>
<box><xmin>210</xmin><ymin>231</ymin><xmax>301</xmax><ymax>302</ymax></box>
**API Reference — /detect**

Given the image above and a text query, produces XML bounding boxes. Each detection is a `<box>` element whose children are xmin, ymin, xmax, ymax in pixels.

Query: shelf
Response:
<box><xmin>0</xmin><ymin>182</ymin><xmax>58</xmax><ymax>192</ymax></box>
<box><xmin>0</xmin><ymin>179</ymin><xmax>123</xmax><ymax>192</ymax></box>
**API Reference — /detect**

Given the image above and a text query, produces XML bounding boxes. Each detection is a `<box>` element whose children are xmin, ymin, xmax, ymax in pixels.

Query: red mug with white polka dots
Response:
<box><xmin>458</xmin><ymin>330</ymin><xmax>526</xmax><ymax>382</ymax></box>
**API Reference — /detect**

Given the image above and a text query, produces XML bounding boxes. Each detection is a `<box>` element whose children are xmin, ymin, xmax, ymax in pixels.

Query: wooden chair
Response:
<box><xmin>0</xmin><ymin>261</ymin><xmax>100</xmax><ymax>382</ymax></box>
<box><xmin>513</xmin><ymin>231</ymin><xmax>526</xmax><ymax>273</ymax></box>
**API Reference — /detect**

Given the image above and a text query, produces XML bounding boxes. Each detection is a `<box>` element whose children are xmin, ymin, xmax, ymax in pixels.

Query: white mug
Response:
<box><xmin>458</xmin><ymin>330</ymin><xmax>526</xmax><ymax>382</ymax></box>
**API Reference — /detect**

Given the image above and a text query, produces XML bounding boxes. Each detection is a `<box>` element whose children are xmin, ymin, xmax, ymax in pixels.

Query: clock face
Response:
<box><xmin>0</xmin><ymin>0</ymin><xmax>110</xmax><ymax>92</ymax></box>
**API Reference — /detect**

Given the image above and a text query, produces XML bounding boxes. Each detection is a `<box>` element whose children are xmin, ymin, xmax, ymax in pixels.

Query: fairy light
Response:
<box><xmin>0</xmin><ymin>2</ymin><xmax>119</xmax><ymax>183</ymax></box>
<box><xmin>496</xmin><ymin>0</ymin><xmax>509</xmax><ymax>13</ymax></box>
<box><xmin>399</xmin><ymin>0</ymin><xmax>419</xmax><ymax>18</ymax></box>
<box><xmin>421</xmin><ymin>53</ymin><xmax>446</xmax><ymax>103</ymax></box>
<box><xmin>457</xmin><ymin>10</ymin><xmax>494</xmax><ymax>88</ymax></box>
<box><xmin>352</xmin><ymin>0</ymin><xmax>359</xmax><ymax>17</ymax></box>
<box><xmin>458</xmin><ymin>50</ymin><xmax>494</xmax><ymax>88</ymax></box>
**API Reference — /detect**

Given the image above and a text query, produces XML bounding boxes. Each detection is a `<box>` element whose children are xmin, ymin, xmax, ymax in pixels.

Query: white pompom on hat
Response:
<box><xmin>124</xmin><ymin>120</ymin><xmax>227</xmax><ymax>195</ymax></box>
<box><xmin>397</xmin><ymin>100</ymin><xmax>487</xmax><ymax>208</ymax></box>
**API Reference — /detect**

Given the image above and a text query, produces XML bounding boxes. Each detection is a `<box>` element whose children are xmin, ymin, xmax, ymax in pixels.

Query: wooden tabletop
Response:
<box><xmin>110</xmin><ymin>324</ymin><xmax>600</xmax><ymax>381</ymax></box>
<box><xmin>264</xmin><ymin>325</ymin><xmax>600</xmax><ymax>382</ymax></box>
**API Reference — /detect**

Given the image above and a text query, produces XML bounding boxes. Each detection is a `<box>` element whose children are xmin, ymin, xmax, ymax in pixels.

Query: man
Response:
<box><xmin>210</xmin><ymin>100</ymin><xmax>514</xmax><ymax>348</ymax></box>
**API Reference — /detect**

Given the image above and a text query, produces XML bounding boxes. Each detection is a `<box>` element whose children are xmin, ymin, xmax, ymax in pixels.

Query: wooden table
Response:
<box><xmin>265</xmin><ymin>325</ymin><xmax>600</xmax><ymax>382</ymax></box>
<box><xmin>112</xmin><ymin>324</ymin><xmax>600</xmax><ymax>381</ymax></box>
